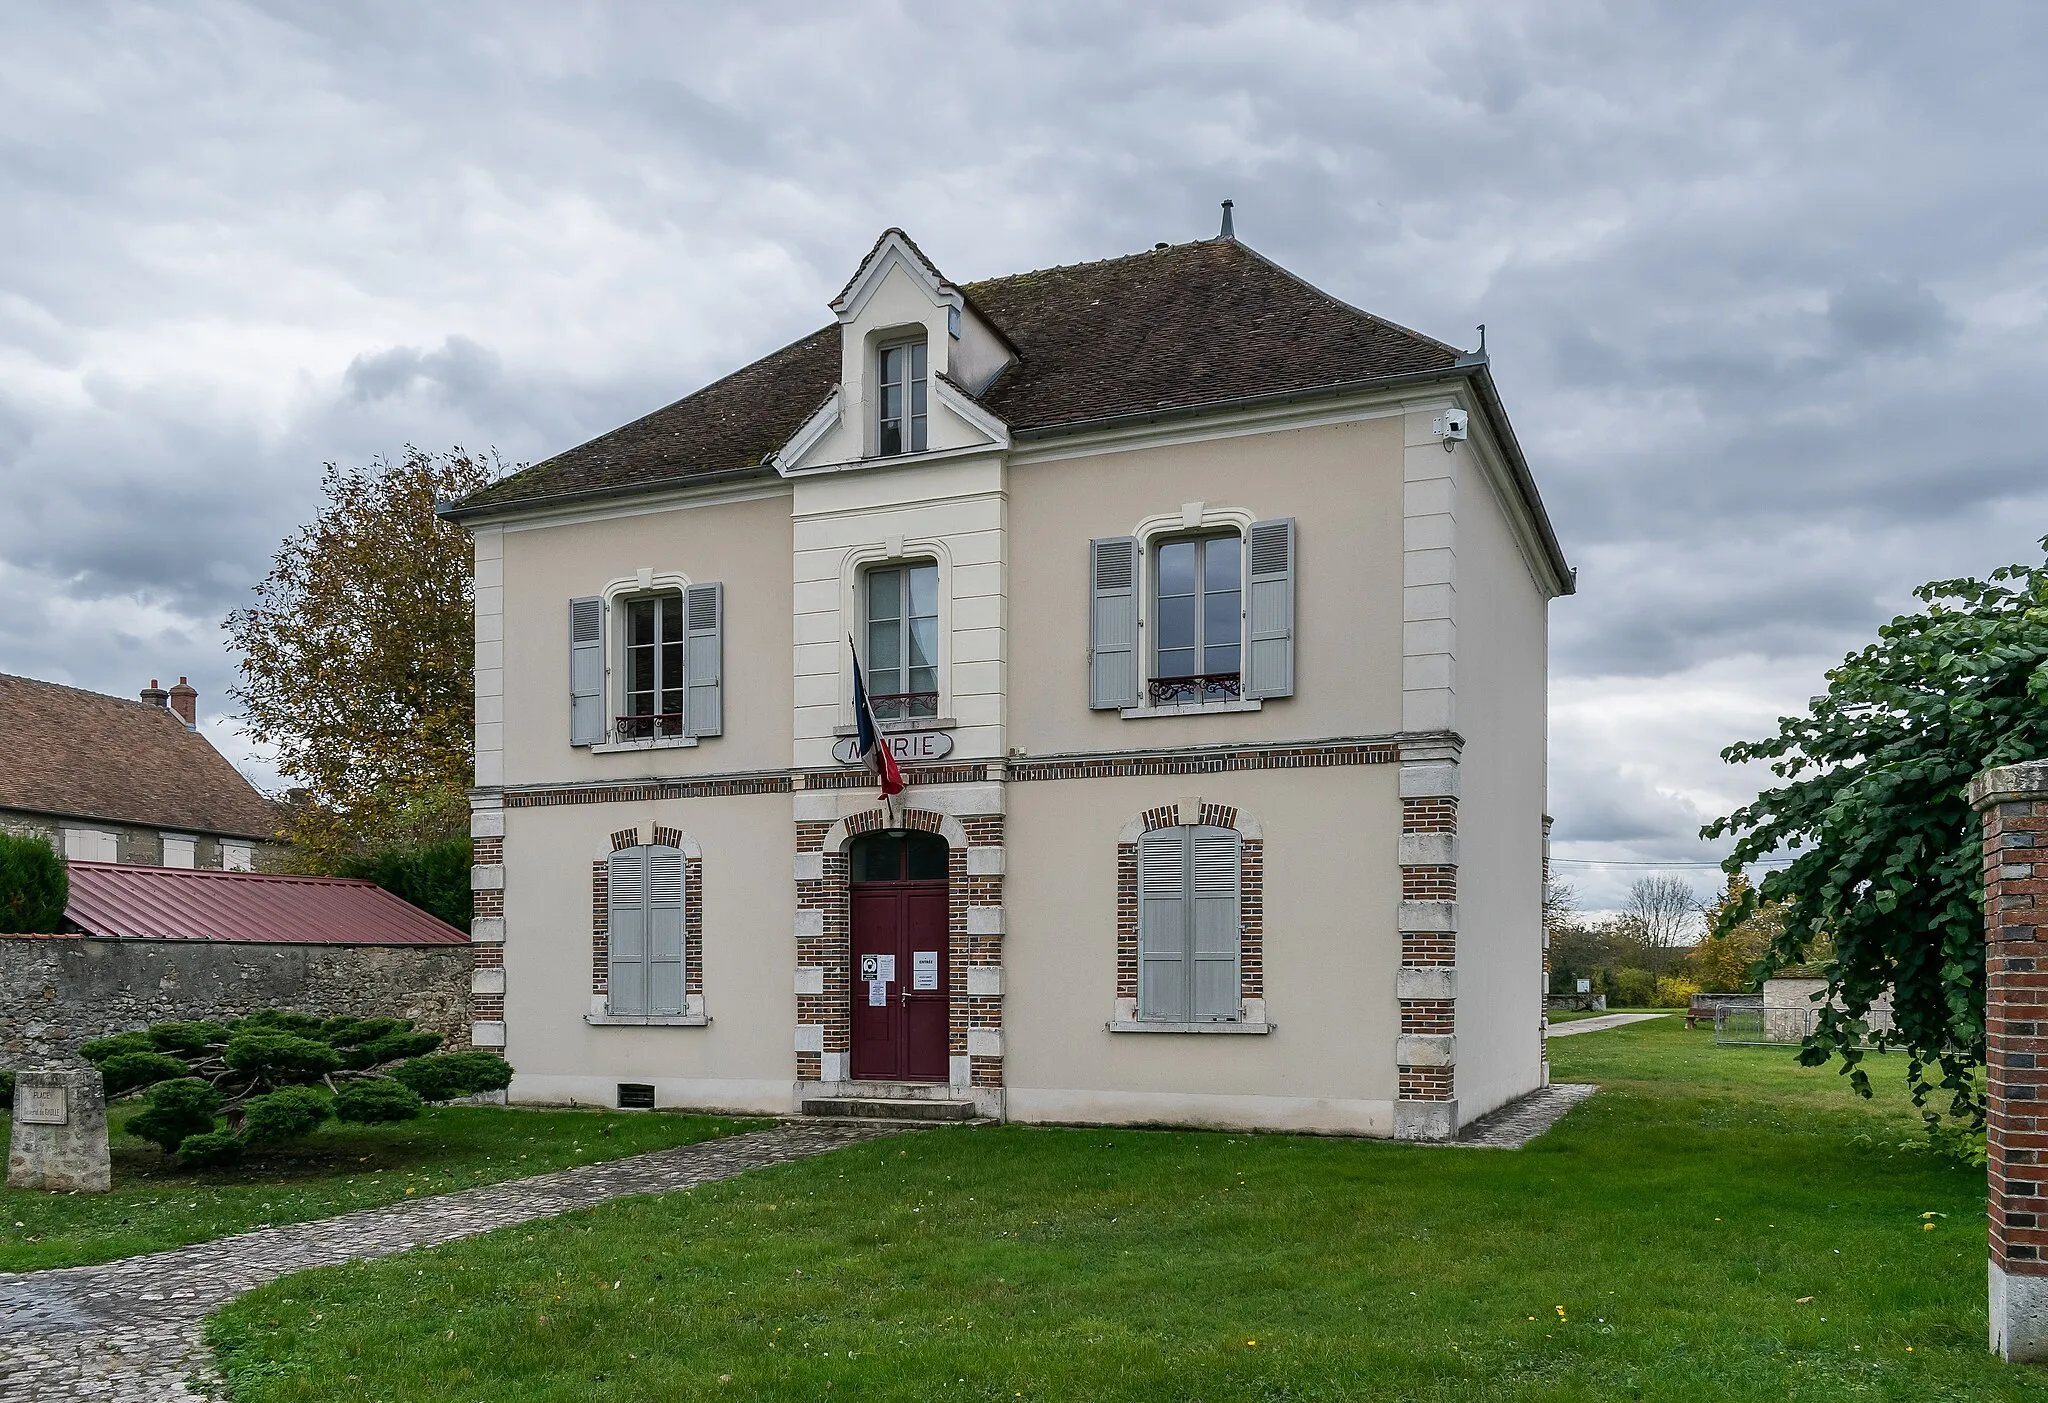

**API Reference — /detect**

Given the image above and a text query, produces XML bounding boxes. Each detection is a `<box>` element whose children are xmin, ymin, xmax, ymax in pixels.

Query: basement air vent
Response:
<box><xmin>617</xmin><ymin>1083</ymin><xmax>656</xmax><ymax>1110</ymax></box>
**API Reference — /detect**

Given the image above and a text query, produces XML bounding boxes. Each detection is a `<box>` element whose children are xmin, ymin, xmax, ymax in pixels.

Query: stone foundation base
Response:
<box><xmin>1393</xmin><ymin>1098</ymin><xmax>1458</xmax><ymax>1142</ymax></box>
<box><xmin>1992</xmin><ymin>1262</ymin><xmax>2048</xmax><ymax>1361</ymax></box>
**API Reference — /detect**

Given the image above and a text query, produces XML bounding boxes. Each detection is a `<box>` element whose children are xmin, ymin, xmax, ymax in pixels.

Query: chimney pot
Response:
<box><xmin>141</xmin><ymin>679</ymin><xmax>169</xmax><ymax>708</ymax></box>
<box><xmin>167</xmin><ymin>676</ymin><xmax>198</xmax><ymax>729</ymax></box>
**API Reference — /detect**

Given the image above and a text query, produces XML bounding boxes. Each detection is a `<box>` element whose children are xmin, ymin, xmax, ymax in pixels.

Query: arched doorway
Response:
<box><xmin>848</xmin><ymin>829</ymin><xmax>949</xmax><ymax>1081</ymax></box>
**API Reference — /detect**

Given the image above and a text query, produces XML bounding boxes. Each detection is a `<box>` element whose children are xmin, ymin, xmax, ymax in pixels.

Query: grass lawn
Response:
<box><xmin>204</xmin><ymin>1019</ymin><xmax>2036</xmax><ymax>1403</ymax></box>
<box><xmin>0</xmin><ymin>1105</ymin><xmax>765</xmax><ymax>1273</ymax></box>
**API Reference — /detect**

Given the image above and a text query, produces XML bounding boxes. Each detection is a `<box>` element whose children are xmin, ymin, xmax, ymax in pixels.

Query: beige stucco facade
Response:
<box><xmin>460</xmin><ymin>231</ymin><xmax>1569</xmax><ymax>1140</ymax></box>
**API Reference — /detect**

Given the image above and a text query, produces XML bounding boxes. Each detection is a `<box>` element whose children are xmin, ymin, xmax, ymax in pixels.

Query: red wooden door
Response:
<box><xmin>850</xmin><ymin>882</ymin><xmax>949</xmax><ymax>1081</ymax></box>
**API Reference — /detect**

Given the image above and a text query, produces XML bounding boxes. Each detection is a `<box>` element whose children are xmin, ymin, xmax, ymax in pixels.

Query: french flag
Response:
<box><xmin>850</xmin><ymin>637</ymin><xmax>905</xmax><ymax>798</ymax></box>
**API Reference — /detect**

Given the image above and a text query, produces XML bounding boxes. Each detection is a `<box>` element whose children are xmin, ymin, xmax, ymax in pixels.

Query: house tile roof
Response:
<box><xmin>451</xmin><ymin>236</ymin><xmax>1463</xmax><ymax>515</ymax></box>
<box><xmin>0</xmin><ymin>673</ymin><xmax>279</xmax><ymax>840</ymax></box>
<box><xmin>63</xmin><ymin>862</ymin><xmax>468</xmax><ymax>946</ymax></box>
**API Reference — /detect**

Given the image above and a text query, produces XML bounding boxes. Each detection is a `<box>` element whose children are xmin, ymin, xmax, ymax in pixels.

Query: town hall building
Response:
<box><xmin>444</xmin><ymin>216</ymin><xmax>1572</xmax><ymax>1139</ymax></box>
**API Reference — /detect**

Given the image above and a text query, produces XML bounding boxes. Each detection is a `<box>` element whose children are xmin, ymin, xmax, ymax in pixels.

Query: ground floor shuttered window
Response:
<box><xmin>1138</xmin><ymin>824</ymin><xmax>1243</xmax><ymax>1022</ymax></box>
<box><xmin>608</xmin><ymin>844</ymin><xmax>685</xmax><ymax>1016</ymax></box>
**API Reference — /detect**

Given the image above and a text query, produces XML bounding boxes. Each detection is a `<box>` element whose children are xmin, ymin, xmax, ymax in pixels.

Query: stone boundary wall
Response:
<box><xmin>0</xmin><ymin>936</ymin><xmax>471</xmax><ymax>1071</ymax></box>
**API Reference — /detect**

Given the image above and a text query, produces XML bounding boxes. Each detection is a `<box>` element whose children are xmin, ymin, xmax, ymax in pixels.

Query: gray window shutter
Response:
<box><xmin>1190</xmin><ymin>826</ymin><xmax>1243</xmax><ymax>1021</ymax></box>
<box><xmin>607</xmin><ymin>847</ymin><xmax>647</xmax><ymax>1015</ymax></box>
<box><xmin>570</xmin><ymin>596</ymin><xmax>605</xmax><ymax>745</ymax></box>
<box><xmin>683</xmin><ymin>583</ymin><xmax>723</xmax><ymax>738</ymax></box>
<box><xmin>1137</xmin><ymin>827</ymin><xmax>1189</xmax><ymax>1020</ymax></box>
<box><xmin>1089</xmin><ymin>537</ymin><xmax>1140</xmax><ymax>710</ymax></box>
<box><xmin>647</xmin><ymin>847</ymin><xmax>686</xmax><ymax>1016</ymax></box>
<box><xmin>1244</xmin><ymin>518</ymin><xmax>1295</xmax><ymax>699</ymax></box>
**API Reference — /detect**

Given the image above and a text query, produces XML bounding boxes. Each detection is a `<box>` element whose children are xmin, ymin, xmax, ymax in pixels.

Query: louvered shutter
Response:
<box><xmin>607</xmin><ymin>847</ymin><xmax>647</xmax><ymax>1015</ymax></box>
<box><xmin>1244</xmin><ymin>518</ymin><xmax>1295</xmax><ymax>699</ymax></box>
<box><xmin>683</xmin><ymin>583</ymin><xmax>723</xmax><ymax>738</ymax></box>
<box><xmin>646</xmin><ymin>847</ymin><xmax>686</xmax><ymax>1016</ymax></box>
<box><xmin>1137</xmin><ymin>827</ymin><xmax>1189</xmax><ymax>1020</ymax></box>
<box><xmin>1189</xmin><ymin>826</ymin><xmax>1243</xmax><ymax>1021</ymax></box>
<box><xmin>570</xmin><ymin>596</ymin><xmax>606</xmax><ymax>745</ymax></box>
<box><xmin>1089</xmin><ymin>537</ymin><xmax>1140</xmax><ymax>709</ymax></box>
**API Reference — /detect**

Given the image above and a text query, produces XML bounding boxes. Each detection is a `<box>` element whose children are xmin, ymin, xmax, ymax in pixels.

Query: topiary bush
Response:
<box><xmin>0</xmin><ymin>832</ymin><xmax>67</xmax><ymax>933</ymax></box>
<box><xmin>240</xmin><ymin>1085</ymin><xmax>333</xmax><ymax>1143</ymax></box>
<box><xmin>76</xmin><ymin>1009</ymin><xmax>511</xmax><ymax>1168</ymax></box>
<box><xmin>175</xmin><ymin>1130</ymin><xmax>244</xmax><ymax>1168</ymax></box>
<box><xmin>333</xmin><ymin>1077</ymin><xmax>424</xmax><ymax>1124</ymax></box>
<box><xmin>129</xmin><ymin>1078</ymin><xmax>225</xmax><ymax>1156</ymax></box>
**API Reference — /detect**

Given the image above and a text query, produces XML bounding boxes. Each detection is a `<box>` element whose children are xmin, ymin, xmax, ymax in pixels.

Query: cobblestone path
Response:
<box><xmin>0</xmin><ymin>1121</ymin><xmax>900</xmax><ymax>1402</ymax></box>
<box><xmin>1454</xmin><ymin>1082</ymin><xmax>1599</xmax><ymax>1147</ymax></box>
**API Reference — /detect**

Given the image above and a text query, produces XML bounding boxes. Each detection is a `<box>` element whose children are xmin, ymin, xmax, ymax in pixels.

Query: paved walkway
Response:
<box><xmin>1545</xmin><ymin>1011</ymin><xmax>1669</xmax><ymax>1038</ymax></box>
<box><xmin>1454</xmin><ymin>1082</ymin><xmax>1598</xmax><ymax>1147</ymax></box>
<box><xmin>0</xmin><ymin>1120</ymin><xmax>899</xmax><ymax>1403</ymax></box>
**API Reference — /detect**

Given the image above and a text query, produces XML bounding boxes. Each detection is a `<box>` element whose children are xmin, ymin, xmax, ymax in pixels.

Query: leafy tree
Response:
<box><xmin>81</xmin><ymin>1009</ymin><xmax>512</xmax><ymax>1167</ymax></box>
<box><xmin>337</xmin><ymin>836</ymin><xmax>474</xmax><ymax>929</ymax></box>
<box><xmin>1703</xmin><ymin>545</ymin><xmax>2048</xmax><ymax>1128</ymax></box>
<box><xmin>225</xmin><ymin>447</ymin><xmax>502</xmax><ymax>870</ymax></box>
<box><xmin>1686</xmin><ymin>875</ymin><xmax>1789</xmax><ymax>993</ymax></box>
<box><xmin>0</xmin><ymin>832</ymin><xmax>67</xmax><ymax>933</ymax></box>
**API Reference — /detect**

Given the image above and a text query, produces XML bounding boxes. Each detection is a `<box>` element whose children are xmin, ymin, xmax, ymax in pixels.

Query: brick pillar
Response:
<box><xmin>1972</xmin><ymin>759</ymin><xmax>2048</xmax><ymax>1361</ymax></box>
<box><xmin>1396</xmin><ymin>748</ymin><xmax>1460</xmax><ymax>1141</ymax></box>
<box><xmin>469</xmin><ymin>791</ymin><xmax>506</xmax><ymax>1051</ymax></box>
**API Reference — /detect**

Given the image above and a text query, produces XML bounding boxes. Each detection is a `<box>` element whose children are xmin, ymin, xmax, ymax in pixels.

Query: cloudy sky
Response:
<box><xmin>4</xmin><ymin>2</ymin><xmax>2043</xmax><ymax>906</ymax></box>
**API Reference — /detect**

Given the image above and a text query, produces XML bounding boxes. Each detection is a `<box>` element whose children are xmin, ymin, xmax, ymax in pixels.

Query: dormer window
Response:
<box><xmin>876</xmin><ymin>337</ymin><xmax>928</xmax><ymax>456</ymax></box>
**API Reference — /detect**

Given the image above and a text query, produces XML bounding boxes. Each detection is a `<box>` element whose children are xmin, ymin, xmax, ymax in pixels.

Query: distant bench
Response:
<box><xmin>1687</xmin><ymin>992</ymin><xmax>1762</xmax><ymax>1028</ymax></box>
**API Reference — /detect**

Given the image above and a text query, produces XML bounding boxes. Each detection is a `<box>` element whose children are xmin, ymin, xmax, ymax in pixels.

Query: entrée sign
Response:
<box><xmin>830</xmin><ymin>730</ymin><xmax>956</xmax><ymax>767</ymax></box>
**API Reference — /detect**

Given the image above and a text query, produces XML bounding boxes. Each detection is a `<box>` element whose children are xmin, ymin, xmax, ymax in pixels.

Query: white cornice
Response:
<box><xmin>772</xmin><ymin>389</ymin><xmax>843</xmax><ymax>477</ymax></box>
<box><xmin>830</xmin><ymin>232</ymin><xmax>962</xmax><ymax>324</ymax></box>
<box><xmin>495</xmin><ymin>478</ymin><xmax>790</xmax><ymax>534</ymax></box>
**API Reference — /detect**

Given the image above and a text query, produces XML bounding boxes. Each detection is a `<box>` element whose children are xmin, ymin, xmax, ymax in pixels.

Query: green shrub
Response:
<box><xmin>97</xmin><ymin>1050</ymin><xmax>193</xmax><ymax>1096</ymax></box>
<box><xmin>321</xmin><ymin>1016</ymin><xmax>408</xmax><ymax>1047</ymax></box>
<box><xmin>393</xmin><ymin>1051</ymin><xmax>513</xmax><ymax>1103</ymax></box>
<box><xmin>241</xmin><ymin>1085</ymin><xmax>333</xmax><ymax>1143</ymax></box>
<box><xmin>338</xmin><ymin>837</ymin><xmax>473</xmax><ymax>930</ymax></box>
<box><xmin>223</xmin><ymin>1033</ymin><xmax>344</xmax><ymax>1081</ymax></box>
<box><xmin>1609</xmin><ymin>968</ymin><xmax>1659</xmax><ymax>1008</ymax></box>
<box><xmin>358</xmin><ymin>1030</ymin><xmax>443</xmax><ymax>1066</ymax></box>
<box><xmin>147</xmin><ymin>1021</ymin><xmax>232</xmax><ymax>1053</ymax></box>
<box><xmin>129</xmin><ymin>1078</ymin><xmax>224</xmax><ymax>1155</ymax></box>
<box><xmin>0</xmin><ymin>1069</ymin><xmax>14</xmax><ymax>1107</ymax></box>
<box><xmin>175</xmin><ymin>1130</ymin><xmax>244</xmax><ymax>1168</ymax></box>
<box><xmin>333</xmin><ymin>1077</ymin><xmax>424</xmax><ymax>1124</ymax></box>
<box><xmin>0</xmin><ymin>832</ymin><xmax>67</xmax><ymax>933</ymax></box>
<box><xmin>79</xmin><ymin>1031</ymin><xmax>154</xmax><ymax>1063</ymax></box>
<box><xmin>233</xmin><ymin>1009</ymin><xmax>329</xmax><ymax>1037</ymax></box>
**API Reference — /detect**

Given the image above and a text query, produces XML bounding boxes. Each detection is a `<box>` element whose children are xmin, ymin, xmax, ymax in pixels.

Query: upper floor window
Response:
<box><xmin>865</xmin><ymin>561</ymin><xmax>939</xmax><ymax>720</ymax></box>
<box><xmin>876</xmin><ymin>338</ymin><xmax>927</xmax><ymax>456</ymax></box>
<box><xmin>1152</xmin><ymin>532</ymin><xmax>1242</xmax><ymax>704</ymax></box>
<box><xmin>620</xmin><ymin>593</ymin><xmax>685</xmax><ymax>739</ymax></box>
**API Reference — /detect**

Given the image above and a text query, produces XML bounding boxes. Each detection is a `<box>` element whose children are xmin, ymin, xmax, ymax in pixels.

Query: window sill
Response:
<box><xmin>589</xmin><ymin>735</ymin><xmax>699</xmax><ymax>754</ymax></box>
<box><xmin>832</xmin><ymin>716</ymin><xmax>957</xmax><ymax>737</ymax></box>
<box><xmin>1119</xmin><ymin>698</ymin><xmax>1263</xmax><ymax>720</ymax></box>
<box><xmin>583</xmin><ymin>1013</ymin><xmax>710</xmax><ymax>1027</ymax></box>
<box><xmin>1106</xmin><ymin>1020</ymin><xmax>1274</xmax><ymax>1035</ymax></box>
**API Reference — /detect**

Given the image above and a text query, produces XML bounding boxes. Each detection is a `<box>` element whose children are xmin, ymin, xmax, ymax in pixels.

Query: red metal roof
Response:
<box><xmin>61</xmin><ymin>862</ymin><xmax>468</xmax><ymax>946</ymax></box>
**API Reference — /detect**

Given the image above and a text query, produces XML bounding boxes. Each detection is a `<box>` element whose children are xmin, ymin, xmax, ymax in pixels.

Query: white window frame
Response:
<box><xmin>591</xmin><ymin>571</ymin><xmax>699</xmax><ymax>753</ymax></box>
<box><xmin>62</xmin><ymin>827</ymin><xmax>118</xmax><ymax>863</ymax></box>
<box><xmin>1123</xmin><ymin>506</ymin><xmax>1263</xmax><ymax>719</ymax></box>
<box><xmin>836</xmin><ymin>542</ymin><xmax>956</xmax><ymax>735</ymax></box>
<box><xmin>862</xmin><ymin>559</ymin><xmax>942</xmax><ymax>722</ymax></box>
<box><xmin>874</xmin><ymin>334</ymin><xmax>928</xmax><ymax>457</ymax></box>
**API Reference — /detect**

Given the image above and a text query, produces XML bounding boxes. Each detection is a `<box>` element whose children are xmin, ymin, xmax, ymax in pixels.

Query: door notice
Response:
<box><xmin>868</xmin><ymin>978</ymin><xmax>889</xmax><ymax>1007</ymax></box>
<box><xmin>913</xmin><ymin>950</ymin><xmax>939</xmax><ymax>990</ymax></box>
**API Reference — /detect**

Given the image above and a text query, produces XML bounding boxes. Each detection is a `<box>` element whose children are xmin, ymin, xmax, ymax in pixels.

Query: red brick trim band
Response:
<box><xmin>1011</xmin><ymin>742</ymin><xmax>1396</xmax><ymax>782</ymax></box>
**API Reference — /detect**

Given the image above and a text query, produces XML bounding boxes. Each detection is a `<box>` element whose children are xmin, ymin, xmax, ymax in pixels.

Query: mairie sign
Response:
<box><xmin>831</xmin><ymin>730</ymin><xmax>956</xmax><ymax>767</ymax></box>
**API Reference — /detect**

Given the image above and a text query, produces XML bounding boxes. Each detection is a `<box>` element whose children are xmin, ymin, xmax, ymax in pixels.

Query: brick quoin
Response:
<box><xmin>1972</xmin><ymin>759</ymin><xmax>2048</xmax><ymax>1362</ymax></box>
<box><xmin>1398</xmin><ymin>793</ymin><xmax>1458</xmax><ymax>1111</ymax></box>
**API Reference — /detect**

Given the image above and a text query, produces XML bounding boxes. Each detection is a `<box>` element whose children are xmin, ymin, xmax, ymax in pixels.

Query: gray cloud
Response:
<box><xmin>0</xmin><ymin>1</ymin><xmax>2043</xmax><ymax>886</ymax></box>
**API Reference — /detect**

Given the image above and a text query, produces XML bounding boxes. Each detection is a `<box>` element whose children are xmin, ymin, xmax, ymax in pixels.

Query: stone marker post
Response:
<box><xmin>7</xmin><ymin>1067</ymin><xmax>112</xmax><ymax>1193</ymax></box>
<box><xmin>1973</xmin><ymin>759</ymin><xmax>2048</xmax><ymax>1361</ymax></box>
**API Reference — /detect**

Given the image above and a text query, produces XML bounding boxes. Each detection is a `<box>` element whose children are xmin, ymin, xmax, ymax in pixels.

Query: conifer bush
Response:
<box><xmin>0</xmin><ymin>831</ymin><xmax>67</xmax><ymax>933</ymax></box>
<box><xmin>78</xmin><ymin>1010</ymin><xmax>512</xmax><ymax>1167</ymax></box>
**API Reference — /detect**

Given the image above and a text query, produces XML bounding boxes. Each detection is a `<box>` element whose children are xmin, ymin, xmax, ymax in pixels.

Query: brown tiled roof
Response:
<box><xmin>452</xmin><ymin>237</ymin><xmax>1462</xmax><ymax>514</ymax></box>
<box><xmin>0</xmin><ymin>673</ymin><xmax>279</xmax><ymax>840</ymax></box>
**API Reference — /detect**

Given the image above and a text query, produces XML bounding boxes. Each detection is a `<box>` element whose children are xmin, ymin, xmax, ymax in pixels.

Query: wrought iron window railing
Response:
<box><xmin>1146</xmin><ymin>672</ymin><xmax>1242</xmax><ymax>707</ymax></box>
<box><xmin>869</xmin><ymin>691</ymin><xmax>940</xmax><ymax>721</ymax></box>
<box><xmin>615</xmin><ymin>713</ymin><xmax>687</xmax><ymax>740</ymax></box>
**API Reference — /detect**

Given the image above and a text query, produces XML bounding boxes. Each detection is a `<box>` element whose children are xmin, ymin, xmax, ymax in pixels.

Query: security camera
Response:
<box><xmin>1432</xmin><ymin>408</ymin><xmax>1469</xmax><ymax>450</ymax></box>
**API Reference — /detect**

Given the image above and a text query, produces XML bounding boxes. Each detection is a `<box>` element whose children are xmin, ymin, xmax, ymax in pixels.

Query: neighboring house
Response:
<box><xmin>0</xmin><ymin>863</ymin><xmax>470</xmax><ymax>1069</ymax></box>
<box><xmin>0</xmin><ymin>672</ymin><xmax>282</xmax><ymax>873</ymax></box>
<box><xmin>442</xmin><ymin>218</ymin><xmax>1573</xmax><ymax>1140</ymax></box>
